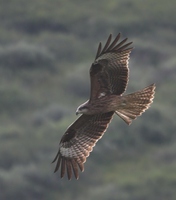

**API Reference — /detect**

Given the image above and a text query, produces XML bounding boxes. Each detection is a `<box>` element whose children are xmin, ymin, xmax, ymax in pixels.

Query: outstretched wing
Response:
<box><xmin>52</xmin><ymin>111</ymin><xmax>114</xmax><ymax>180</ymax></box>
<box><xmin>90</xmin><ymin>33</ymin><xmax>133</xmax><ymax>101</ymax></box>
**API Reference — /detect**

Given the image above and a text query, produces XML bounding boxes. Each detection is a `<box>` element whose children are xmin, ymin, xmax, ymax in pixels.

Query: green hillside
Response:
<box><xmin>0</xmin><ymin>0</ymin><xmax>176</xmax><ymax>199</ymax></box>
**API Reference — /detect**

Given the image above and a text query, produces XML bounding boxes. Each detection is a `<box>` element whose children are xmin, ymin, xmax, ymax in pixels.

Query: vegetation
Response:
<box><xmin>0</xmin><ymin>0</ymin><xmax>176</xmax><ymax>199</ymax></box>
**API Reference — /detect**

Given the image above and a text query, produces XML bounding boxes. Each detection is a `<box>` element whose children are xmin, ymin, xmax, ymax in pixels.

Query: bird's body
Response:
<box><xmin>52</xmin><ymin>33</ymin><xmax>156</xmax><ymax>180</ymax></box>
<box><xmin>76</xmin><ymin>84</ymin><xmax>155</xmax><ymax>125</ymax></box>
<box><xmin>76</xmin><ymin>95</ymin><xmax>121</xmax><ymax>115</ymax></box>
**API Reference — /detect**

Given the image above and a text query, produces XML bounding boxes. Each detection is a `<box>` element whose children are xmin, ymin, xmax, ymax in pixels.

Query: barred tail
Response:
<box><xmin>115</xmin><ymin>84</ymin><xmax>156</xmax><ymax>125</ymax></box>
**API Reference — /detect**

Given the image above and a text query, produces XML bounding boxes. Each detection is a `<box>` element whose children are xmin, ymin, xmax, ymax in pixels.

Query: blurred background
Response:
<box><xmin>0</xmin><ymin>0</ymin><xmax>176</xmax><ymax>199</ymax></box>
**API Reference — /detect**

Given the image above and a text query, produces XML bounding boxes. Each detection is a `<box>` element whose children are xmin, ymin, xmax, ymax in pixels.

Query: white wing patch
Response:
<box><xmin>60</xmin><ymin>146</ymin><xmax>78</xmax><ymax>158</ymax></box>
<box><xmin>60</xmin><ymin>141</ymin><xmax>93</xmax><ymax>159</ymax></box>
<box><xmin>98</xmin><ymin>92</ymin><xmax>106</xmax><ymax>98</ymax></box>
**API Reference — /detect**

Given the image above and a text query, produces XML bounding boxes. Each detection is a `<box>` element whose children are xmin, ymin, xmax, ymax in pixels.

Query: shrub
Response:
<box><xmin>0</xmin><ymin>87</ymin><xmax>35</xmax><ymax>114</ymax></box>
<box><xmin>0</xmin><ymin>42</ymin><xmax>55</xmax><ymax>71</ymax></box>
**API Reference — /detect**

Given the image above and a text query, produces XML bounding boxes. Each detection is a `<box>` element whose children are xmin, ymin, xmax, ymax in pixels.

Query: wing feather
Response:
<box><xmin>61</xmin><ymin>157</ymin><xmax>66</xmax><ymax>178</ymax></box>
<box><xmin>53</xmin><ymin>153</ymin><xmax>61</xmax><ymax>173</ymax></box>
<box><xmin>66</xmin><ymin>159</ymin><xmax>72</xmax><ymax>180</ymax></box>
<box><xmin>95</xmin><ymin>42</ymin><xmax>102</xmax><ymax>60</ymax></box>
<box><xmin>71</xmin><ymin>159</ymin><xmax>79</xmax><ymax>179</ymax></box>
<box><xmin>77</xmin><ymin>161</ymin><xmax>84</xmax><ymax>172</ymax></box>
<box><xmin>113</xmin><ymin>38</ymin><xmax>128</xmax><ymax>50</ymax></box>
<box><xmin>106</xmin><ymin>33</ymin><xmax>121</xmax><ymax>51</ymax></box>
<box><xmin>52</xmin><ymin>112</ymin><xmax>114</xmax><ymax>179</ymax></box>
<box><xmin>101</xmin><ymin>34</ymin><xmax>112</xmax><ymax>54</ymax></box>
<box><xmin>117</xmin><ymin>42</ymin><xmax>133</xmax><ymax>51</ymax></box>
<box><xmin>90</xmin><ymin>34</ymin><xmax>133</xmax><ymax>101</ymax></box>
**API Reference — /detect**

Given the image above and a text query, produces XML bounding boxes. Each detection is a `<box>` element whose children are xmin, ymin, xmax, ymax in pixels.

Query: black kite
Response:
<box><xmin>52</xmin><ymin>33</ymin><xmax>155</xmax><ymax>180</ymax></box>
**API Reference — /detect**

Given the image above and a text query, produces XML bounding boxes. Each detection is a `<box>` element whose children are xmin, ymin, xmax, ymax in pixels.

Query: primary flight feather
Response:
<box><xmin>52</xmin><ymin>33</ymin><xmax>155</xmax><ymax>180</ymax></box>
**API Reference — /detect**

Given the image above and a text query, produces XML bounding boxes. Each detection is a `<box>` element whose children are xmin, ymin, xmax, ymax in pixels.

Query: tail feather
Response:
<box><xmin>116</xmin><ymin>84</ymin><xmax>156</xmax><ymax>125</ymax></box>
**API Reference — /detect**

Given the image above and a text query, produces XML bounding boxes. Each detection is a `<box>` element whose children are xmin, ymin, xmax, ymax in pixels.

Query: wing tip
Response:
<box><xmin>95</xmin><ymin>33</ymin><xmax>133</xmax><ymax>59</ymax></box>
<box><xmin>52</xmin><ymin>153</ymin><xmax>85</xmax><ymax>180</ymax></box>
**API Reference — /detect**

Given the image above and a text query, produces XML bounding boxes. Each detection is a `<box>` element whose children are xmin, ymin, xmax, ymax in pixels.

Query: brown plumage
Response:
<box><xmin>52</xmin><ymin>33</ymin><xmax>156</xmax><ymax>180</ymax></box>
<box><xmin>52</xmin><ymin>112</ymin><xmax>114</xmax><ymax>180</ymax></box>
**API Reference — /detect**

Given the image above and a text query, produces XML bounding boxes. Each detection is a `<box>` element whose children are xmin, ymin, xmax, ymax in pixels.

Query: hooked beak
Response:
<box><xmin>76</xmin><ymin>109</ymin><xmax>79</xmax><ymax>115</ymax></box>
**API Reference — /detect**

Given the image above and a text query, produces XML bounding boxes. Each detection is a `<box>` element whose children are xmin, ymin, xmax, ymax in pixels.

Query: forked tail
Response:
<box><xmin>115</xmin><ymin>84</ymin><xmax>156</xmax><ymax>125</ymax></box>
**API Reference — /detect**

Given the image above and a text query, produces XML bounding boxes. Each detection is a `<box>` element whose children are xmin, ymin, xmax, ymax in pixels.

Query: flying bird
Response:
<box><xmin>52</xmin><ymin>33</ymin><xmax>155</xmax><ymax>180</ymax></box>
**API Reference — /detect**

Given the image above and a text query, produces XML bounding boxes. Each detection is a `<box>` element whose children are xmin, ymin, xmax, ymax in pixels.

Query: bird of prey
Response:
<box><xmin>52</xmin><ymin>33</ymin><xmax>155</xmax><ymax>180</ymax></box>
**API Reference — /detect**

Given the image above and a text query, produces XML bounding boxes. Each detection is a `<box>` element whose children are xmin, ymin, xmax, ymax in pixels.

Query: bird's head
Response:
<box><xmin>76</xmin><ymin>104</ymin><xmax>89</xmax><ymax>115</ymax></box>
